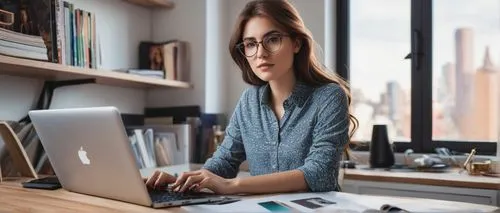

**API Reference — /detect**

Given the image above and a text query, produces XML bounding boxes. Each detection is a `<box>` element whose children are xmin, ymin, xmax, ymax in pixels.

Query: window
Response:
<box><xmin>433</xmin><ymin>0</ymin><xmax>499</xmax><ymax>143</ymax></box>
<box><xmin>340</xmin><ymin>0</ymin><xmax>497</xmax><ymax>155</ymax></box>
<box><xmin>349</xmin><ymin>0</ymin><xmax>411</xmax><ymax>143</ymax></box>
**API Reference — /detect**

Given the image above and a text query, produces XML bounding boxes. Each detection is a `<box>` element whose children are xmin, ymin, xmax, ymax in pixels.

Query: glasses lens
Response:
<box><xmin>263</xmin><ymin>34</ymin><xmax>282</xmax><ymax>53</ymax></box>
<box><xmin>241</xmin><ymin>41</ymin><xmax>257</xmax><ymax>57</ymax></box>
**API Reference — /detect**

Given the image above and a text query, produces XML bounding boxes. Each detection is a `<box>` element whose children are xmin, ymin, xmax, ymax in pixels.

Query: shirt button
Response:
<box><xmin>272</xmin><ymin>165</ymin><xmax>276</xmax><ymax>169</ymax></box>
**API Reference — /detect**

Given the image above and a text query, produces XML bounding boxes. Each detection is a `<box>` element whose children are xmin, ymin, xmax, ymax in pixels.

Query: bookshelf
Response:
<box><xmin>0</xmin><ymin>55</ymin><xmax>192</xmax><ymax>89</ymax></box>
<box><xmin>122</xmin><ymin>0</ymin><xmax>174</xmax><ymax>9</ymax></box>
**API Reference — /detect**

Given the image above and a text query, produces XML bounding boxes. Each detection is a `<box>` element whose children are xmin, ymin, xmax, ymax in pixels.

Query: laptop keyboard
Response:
<box><xmin>148</xmin><ymin>189</ymin><xmax>208</xmax><ymax>203</ymax></box>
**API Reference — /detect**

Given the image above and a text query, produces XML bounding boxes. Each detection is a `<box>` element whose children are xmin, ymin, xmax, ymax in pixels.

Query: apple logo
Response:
<box><xmin>78</xmin><ymin>146</ymin><xmax>91</xmax><ymax>165</ymax></box>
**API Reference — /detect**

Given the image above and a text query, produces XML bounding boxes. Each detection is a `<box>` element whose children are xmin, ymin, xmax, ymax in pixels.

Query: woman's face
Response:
<box><xmin>241</xmin><ymin>16</ymin><xmax>299</xmax><ymax>82</ymax></box>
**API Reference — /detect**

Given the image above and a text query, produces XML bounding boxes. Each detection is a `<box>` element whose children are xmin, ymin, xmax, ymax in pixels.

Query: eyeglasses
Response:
<box><xmin>237</xmin><ymin>33</ymin><xmax>289</xmax><ymax>57</ymax></box>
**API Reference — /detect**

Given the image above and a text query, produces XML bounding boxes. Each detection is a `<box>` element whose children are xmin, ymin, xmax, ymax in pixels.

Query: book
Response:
<box><xmin>154</xmin><ymin>138</ymin><xmax>171</xmax><ymax>166</ymax></box>
<box><xmin>139</xmin><ymin>41</ymin><xmax>166</xmax><ymax>71</ymax></box>
<box><xmin>129</xmin><ymin>133</ymin><xmax>144</xmax><ymax>168</ymax></box>
<box><xmin>55</xmin><ymin>0</ymin><xmax>65</xmax><ymax>64</ymax></box>
<box><xmin>143</xmin><ymin>128</ymin><xmax>156</xmax><ymax>168</ymax></box>
<box><xmin>0</xmin><ymin>38</ymin><xmax>47</xmax><ymax>53</ymax></box>
<box><xmin>0</xmin><ymin>0</ymin><xmax>58</xmax><ymax>62</ymax></box>
<box><xmin>127</xmin><ymin>69</ymin><xmax>165</xmax><ymax>79</ymax></box>
<box><xmin>0</xmin><ymin>28</ymin><xmax>45</xmax><ymax>47</ymax></box>
<box><xmin>0</xmin><ymin>44</ymin><xmax>48</xmax><ymax>60</ymax></box>
<box><xmin>63</xmin><ymin>1</ymin><xmax>71</xmax><ymax>65</ymax></box>
<box><xmin>133</xmin><ymin>129</ymin><xmax>155</xmax><ymax>168</ymax></box>
<box><xmin>139</xmin><ymin>40</ymin><xmax>189</xmax><ymax>81</ymax></box>
<box><xmin>163</xmin><ymin>40</ymin><xmax>189</xmax><ymax>81</ymax></box>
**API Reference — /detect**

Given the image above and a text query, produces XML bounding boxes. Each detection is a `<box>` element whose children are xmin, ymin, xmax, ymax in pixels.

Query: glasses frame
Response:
<box><xmin>236</xmin><ymin>33</ymin><xmax>290</xmax><ymax>57</ymax></box>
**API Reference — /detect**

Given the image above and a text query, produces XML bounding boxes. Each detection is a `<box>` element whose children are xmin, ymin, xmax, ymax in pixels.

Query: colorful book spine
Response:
<box><xmin>71</xmin><ymin>3</ymin><xmax>76</xmax><ymax>66</ymax></box>
<box><xmin>55</xmin><ymin>0</ymin><xmax>65</xmax><ymax>65</ymax></box>
<box><xmin>64</xmin><ymin>1</ymin><xmax>72</xmax><ymax>66</ymax></box>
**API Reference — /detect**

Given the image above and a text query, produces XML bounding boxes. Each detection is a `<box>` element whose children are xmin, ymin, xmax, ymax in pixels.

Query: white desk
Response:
<box><xmin>343</xmin><ymin>167</ymin><xmax>500</xmax><ymax>206</ymax></box>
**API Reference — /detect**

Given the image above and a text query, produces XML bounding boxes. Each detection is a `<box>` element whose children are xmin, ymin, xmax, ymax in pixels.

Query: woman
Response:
<box><xmin>146</xmin><ymin>0</ymin><xmax>358</xmax><ymax>195</ymax></box>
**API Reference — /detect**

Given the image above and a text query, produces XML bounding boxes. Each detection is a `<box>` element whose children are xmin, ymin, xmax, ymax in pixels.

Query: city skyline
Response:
<box><xmin>352</xmin><ymin>26</ymin><xmax>499</xmax><ymax>142</ymax></box>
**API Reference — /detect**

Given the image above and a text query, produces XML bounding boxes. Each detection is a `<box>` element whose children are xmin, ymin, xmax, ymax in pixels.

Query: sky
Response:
<box><xmin>349</xmin><ymin>0</ymin><xmax>500</xmax><ymax>102</ymax></box>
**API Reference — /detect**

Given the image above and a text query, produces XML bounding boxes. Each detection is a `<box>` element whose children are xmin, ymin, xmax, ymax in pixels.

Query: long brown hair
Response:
<box><xmin>229</xmin><ymin>0</ymin><xmax>359</xmax><ymax>145</ymax></box>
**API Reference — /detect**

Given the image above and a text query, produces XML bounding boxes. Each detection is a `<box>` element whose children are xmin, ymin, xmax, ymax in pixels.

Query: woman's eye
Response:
<box><xmin>266</xmin><ymin>36</ymin><xmax>280</xmax><ymax>44</ymax></box>
<box><xmin>245</xmin><ymin>42</ymin><xmax>257</xmax><ymax>48</ymax></box>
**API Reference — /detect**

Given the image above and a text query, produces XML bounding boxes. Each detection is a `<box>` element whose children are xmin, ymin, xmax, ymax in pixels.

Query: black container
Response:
<box><xmin>369</xmin><ymin>124</ymin><xmax>395</xmax><ymax>168</ymax></box>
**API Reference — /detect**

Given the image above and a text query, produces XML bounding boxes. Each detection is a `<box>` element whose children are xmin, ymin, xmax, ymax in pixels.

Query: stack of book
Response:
<box><xmin>127</xmin><ymin>69</ymin><xmax>165</xmax><ymax>79</ymax></box>
<box><xmin>0</xmin><ymin>0</ymin><xmax>99</xmax><ymax>68</ymax></box>
<box><xmin>113</xmin><ymin>68</ymin><xmax>165</xmax><ymax>79</ymax></box>
<box><xmin>0</xmin><ymin>27</ymin><xmax>48</xmax><ymax>61</ymax></box>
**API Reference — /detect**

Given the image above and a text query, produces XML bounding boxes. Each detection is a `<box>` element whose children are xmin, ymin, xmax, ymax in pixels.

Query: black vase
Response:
<box><xmin>369</xmin><ymin>125</ymin><xmax>395</xmax><ymax>168</ymax></box>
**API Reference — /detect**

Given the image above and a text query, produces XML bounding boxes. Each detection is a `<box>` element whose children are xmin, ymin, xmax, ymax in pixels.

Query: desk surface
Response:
<box><xmin>0</xmin><ymin>177</ymin><xmax>173</xmax><ymax>212</ymax></box>
<box><xmin>1</xmin><ymin>176</ymin><xmax>499</xmax><ymax>213</ymax></box>
<box><xmin>2</xmin><ymin>164</ymin><xmax>499</xmax><ymax>212</ymax></box>
<box><xmin>343</xmin><ymin>166</ymin><xmax>500</xmax><ymax>190</ymax></box>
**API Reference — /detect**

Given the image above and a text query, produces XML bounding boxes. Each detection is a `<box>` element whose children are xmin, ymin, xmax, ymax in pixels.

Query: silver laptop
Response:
<box><xmin>29</xmin><ymin>106</ymin><xmax>228</xmax><ymax>208</ymax></box>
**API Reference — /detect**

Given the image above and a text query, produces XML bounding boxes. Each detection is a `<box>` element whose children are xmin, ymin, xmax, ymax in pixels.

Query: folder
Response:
<box><xmin>133</xmin><ymin>124</ymin><xmax>194</xmax><ymax>165</ymax></box>
<box><xmin>0</xmin><ymin>122</ymin><xmax>38</xmax><ymax>181</ymax></box>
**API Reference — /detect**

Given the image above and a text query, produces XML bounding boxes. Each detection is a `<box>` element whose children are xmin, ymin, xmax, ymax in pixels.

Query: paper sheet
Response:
<box><xmin>347</xmin><ymin>194</ymin><xmax>497</xmax><ymax>213</ymax></box>
<box><xmin>182</xmin><ymin>192</ymin><xmax>369</xmax><ymax>213</ymax></box>
<box><xmin>319</xmin><ymin>193</ymin><xmax>498</xmax><ymax>213</ymax></box>
<box><xmin>182</xmin><ymin>192</ymin><xmax>498</xmax><ymax>213</ymax></box>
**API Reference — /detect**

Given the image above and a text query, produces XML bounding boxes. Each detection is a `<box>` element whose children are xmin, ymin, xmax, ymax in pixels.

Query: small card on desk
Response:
<box><xmin>290</xmin><ymin>197</ymin><xmax>336</xmax><ymax>209</ymax></box>
<box><xmin>257</xmin><ymin>201</ymin><xmax>292</xmax><ymax>212</ymax></box>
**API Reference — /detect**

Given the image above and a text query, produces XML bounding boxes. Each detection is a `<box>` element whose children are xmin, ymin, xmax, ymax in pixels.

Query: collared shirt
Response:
<box><xmin>202</xmin><ymin>81</ymin><xmax>349</xmax><ymax>192</ymax></box>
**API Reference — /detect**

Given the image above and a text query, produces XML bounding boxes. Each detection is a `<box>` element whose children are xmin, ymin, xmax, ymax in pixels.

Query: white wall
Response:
<box><xmin>147</xmin><ymin>0</ymin><xmax>206</xmax><ymax>109</ymax></box>
<box><xmin>205</xmin><ymin>0</ymin><xmax>230</xmax><ymax>114</ymax></box>
<box><xmin>147</xmin><ymin>0</ymin><xmax>326</xmax><ymax>116</ymax></box>
<box><xmin>226</xmin><ymin>0</ymin><xmax>249</xmax><ymax>117</ymax></box>
<box><xmin>0</xmin><ymin>76</ymin><xmax>43</xmax><ymax>121</ymax></box>
<box><xmin>0</xmin><ymin>0</ymin><xmax>151</xmax><ymax>121</ymax></box>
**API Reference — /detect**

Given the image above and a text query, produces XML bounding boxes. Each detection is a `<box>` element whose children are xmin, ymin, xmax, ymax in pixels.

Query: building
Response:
<box><xmin>386</xmin><ymin>81</ymin><xmax>407</xmax><ymax>137</ymax></box>
<box><xmin>467</xmin><ymin>47</ymin><xmax>499</xmax><ymax>141</ymax></box>
<box><xmin>454</xmin><ymin>28</ymin><xmax>475</xmax><ymax>137</ymax></box>
<box><xmin>440</xmin><ymin>62</ymin><xmax>456</xmax><ymax>105</ymax></box>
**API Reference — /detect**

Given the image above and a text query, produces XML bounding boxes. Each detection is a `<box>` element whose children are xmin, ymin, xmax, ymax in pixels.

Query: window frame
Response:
<box><xmin>338</xmin><ymin>0</ymin><xmax>498</xmax><ymax>155</ymax></box>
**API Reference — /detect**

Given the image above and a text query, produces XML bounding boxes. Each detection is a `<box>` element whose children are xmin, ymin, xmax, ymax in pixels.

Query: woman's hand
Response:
<box><xmin>171</xmin><ymin>169</ymin><xmax>238</xmax><ymax>195</ymax></box>
<box><xmin>145</xmin><ymin>170</ymin><xmax>177</xmax><ymax>190</ymax></box>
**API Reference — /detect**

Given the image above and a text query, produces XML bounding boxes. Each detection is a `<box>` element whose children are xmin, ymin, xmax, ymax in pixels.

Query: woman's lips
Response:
<box><xmin>257</xmin><ymin>63</ymin><xmax>274</xmax><ymax>71</ymax></box>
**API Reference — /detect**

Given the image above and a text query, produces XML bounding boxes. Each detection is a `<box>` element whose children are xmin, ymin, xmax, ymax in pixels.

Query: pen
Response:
<box><xmin>215</xmin><ymin>198</ymin><xmax>241</xmax><ymax>205</ymax></box>
<box><xmin>463</xmin><ymin>148</ymin><xmax>476</xmax><ymax>169</ymax></box>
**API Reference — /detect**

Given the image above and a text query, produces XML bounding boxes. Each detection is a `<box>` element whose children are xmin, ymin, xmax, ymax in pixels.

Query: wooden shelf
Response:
<box><xmin>122</xmin><ymin>0</ymin><xmax>174</xmax><ymax>9</ymax></box>
<box><xmin>0</xmin><ymin>55</ymin><xmax>192</xmax><ymax>89</ymax></box>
